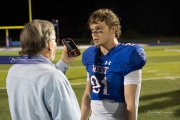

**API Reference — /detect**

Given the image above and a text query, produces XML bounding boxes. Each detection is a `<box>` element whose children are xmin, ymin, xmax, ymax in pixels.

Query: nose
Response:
<box><xmin>91</xmin><ymin>32</ymin><xmax>99</xmax><ymax>37</ymax></box>
<box><xmin>91</xmin><ymin>31</ymin><xmax>99</xmax><ymax>35</ymax></box>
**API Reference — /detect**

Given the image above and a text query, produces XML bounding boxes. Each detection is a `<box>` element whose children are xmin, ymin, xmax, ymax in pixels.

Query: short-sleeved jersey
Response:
<box><xmin>82</xmin><ymin>43</ymin><xmax>146</xmax><ymax>102</ymax></box>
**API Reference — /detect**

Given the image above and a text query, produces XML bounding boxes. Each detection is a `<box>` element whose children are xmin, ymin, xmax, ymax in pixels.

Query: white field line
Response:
<box><xmin>156</xmin><ymin>73</ymin><xmax>170</xmax><ymax>75</ymax></box>
<box><xmin>164</xmin><ymin>48</ymin><xmax>180</xmax><ymax>52</ymax></box>
<box><xmin>0</xmin><ymin>70</ymin><xmax>8</xmax><ymax>72</ymax></box>
<box><xmin>1</xmin><ymin>61</ymin><xmax>180</xmax><ymax>73</ymax></box>
<box><xmin>148</xmin><ymin>54</ymin><xmax>180</xmax><ymax>57</ymax></box>
<box><xmin>71</xmin><ymin>82</ymin><xmax>86</xmax><ymax>85</ymax></box>
<box><xmin>147</xmin><ymin>70</ymin><xmax>159</xmax><ymax>72</ymax></box>
<box><xmin>0</xmin><ymin>45</ymin><xmax>91</xmax><ymax>51</ymax></box>
<box><xmin>70</xmin><ymin>66</ymin><xmax>84</xmax><ymax>69</ymax></box>
<box><xmin>147</xmin><ymin>61</ymin><xmax>180</xmax><ymax>64</ymax></box>
<box><xmin>0</xmin><ymin>83</ymin><xmax>87</xmax><ymax>90</ymax></box>
<box><xmin>1</xmin><ymin>76</ymin><xmax>180</xmax><ymax>90</ymax></box>
<box><xmin>0</xmin><ymin>87</ymin><xmax>6</xmax><ymax>89</ymax></box>
<box><xmin>143</xmin><ymin>76</ymin><xmax>180</xmax><ymax>80</ymax></box>
<box><xmin>0</xmin><ymin>66</ymin><xmax>85</xmax><ymax>72</ymax></box>
<box><xmin>0</xmin><ymin>44</ymin><xmax>148</xmax><ymax>52</ymax></box>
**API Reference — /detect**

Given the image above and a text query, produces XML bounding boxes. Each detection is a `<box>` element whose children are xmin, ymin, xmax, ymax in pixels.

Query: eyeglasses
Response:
<box><xmin>52</xmin><ymin>39</ymin><xmax>60</xmax><ymax>45</ymax></box>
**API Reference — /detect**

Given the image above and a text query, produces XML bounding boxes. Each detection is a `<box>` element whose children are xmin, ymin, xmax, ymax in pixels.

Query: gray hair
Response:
<box><xmin>19</xmin><ymin>19</ymin><xmax>55</xmax><ymax>56</ymax></box>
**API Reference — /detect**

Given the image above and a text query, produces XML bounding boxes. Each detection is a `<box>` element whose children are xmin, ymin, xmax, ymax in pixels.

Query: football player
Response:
<box><xmin>80</xmin><ymin>8</ymin><xmax>146</xmax><ymax>120</ymax></box>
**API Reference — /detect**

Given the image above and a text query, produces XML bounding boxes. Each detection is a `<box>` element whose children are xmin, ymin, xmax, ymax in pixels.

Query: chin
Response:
<box><xmin>94</xmin><ymin>42</ymin><xmax>101</xmax><ymax>46</ymax></box>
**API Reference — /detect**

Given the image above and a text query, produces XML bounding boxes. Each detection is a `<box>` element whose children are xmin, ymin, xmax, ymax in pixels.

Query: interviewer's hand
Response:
<box><xmin>61</xmin><ymin>45</ymin><xmax>79</xmax><ymax>64</ymax></box>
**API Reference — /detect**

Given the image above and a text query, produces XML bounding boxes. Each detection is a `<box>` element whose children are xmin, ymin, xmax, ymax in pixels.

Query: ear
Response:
<box><xmin>47</xmin><ymin>40</ymin><xmax>53</xmax><ymax>51</ymax></box>
<box><xmin>111</xmin><ymin>26</ymin><xmax>117</xmax><ymax>34</ymax></box>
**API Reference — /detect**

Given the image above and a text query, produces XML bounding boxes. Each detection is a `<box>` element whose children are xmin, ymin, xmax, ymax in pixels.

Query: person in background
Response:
<box><xmin>80</xmin><ymin>8</ymin><xmax>146</xmax><ymax>120</ymax></box>
<box><xmin>6</xmin><ymin>19</ymin><xmax>80</xmax><ymax>120</ymax></box>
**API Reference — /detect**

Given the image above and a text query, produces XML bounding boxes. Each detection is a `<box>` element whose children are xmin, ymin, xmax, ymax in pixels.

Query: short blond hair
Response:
<box><xmin>88</xmin><ymin>8</ymin><xmax>121</xmax><ymax>38</ymax></box>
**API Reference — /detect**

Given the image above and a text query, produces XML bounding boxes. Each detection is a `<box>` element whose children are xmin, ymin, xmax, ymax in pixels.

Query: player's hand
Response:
<box><xmin>61</xmin><ymin>45</ymin><xmax>78</xmax><ymax>64</ymax></box>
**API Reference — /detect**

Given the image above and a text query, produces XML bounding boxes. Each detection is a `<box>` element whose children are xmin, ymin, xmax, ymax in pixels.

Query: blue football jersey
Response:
<box><xmin>82</xmin><ymin>43</ymin><xmax>146</xmax><ymax>102</ymax></box>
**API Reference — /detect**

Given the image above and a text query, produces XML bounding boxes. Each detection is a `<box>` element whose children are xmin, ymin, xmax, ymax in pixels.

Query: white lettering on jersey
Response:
<box><xmin>92</xmin><ymin>65</ymin><xmax>109</xmax><ymax>74</ymax></box>
<box><xmin>124</xmin><ymin>43</ymin><xmax>135</xmax><ymax>46</ymax></box>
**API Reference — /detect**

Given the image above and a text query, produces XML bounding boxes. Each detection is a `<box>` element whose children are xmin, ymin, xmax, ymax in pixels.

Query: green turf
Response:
<box><xmin>0</xmin><ymin>45</ymin><xmax>180</xmax><ymax>120</ymax></box>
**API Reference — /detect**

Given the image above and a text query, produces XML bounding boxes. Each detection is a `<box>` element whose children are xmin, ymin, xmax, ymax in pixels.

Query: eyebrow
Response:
<box><xmin>90</xmin><ymin>26</ymin><xmax>104</xmax><ymax>30</ymax></box>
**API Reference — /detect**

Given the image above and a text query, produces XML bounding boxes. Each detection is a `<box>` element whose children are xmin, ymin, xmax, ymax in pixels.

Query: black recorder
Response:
<box><xmin>62</xmin><ymin>38</ymin><xmax>81</xmax><ymax>57</ymax></box>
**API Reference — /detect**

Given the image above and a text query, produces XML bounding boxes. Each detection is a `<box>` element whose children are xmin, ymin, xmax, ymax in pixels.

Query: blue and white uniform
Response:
<box><xmin>82</xmin><ymin>43</ymin><xmax>146</xmax><ymax>120</ymax></box>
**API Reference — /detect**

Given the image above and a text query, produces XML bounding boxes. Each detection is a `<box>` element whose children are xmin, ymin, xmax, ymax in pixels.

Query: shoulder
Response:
<box><xmin>112</xmin><ymin>43</ymin><xmax>146</xmax><ymax>75</ymax></box>
<box><xmin>82</xmin><ymin>46</ymin><xmax>99</xmax><ymax>65</ymax></box>
<box><xmin>83</xmin><ymin>45</ymin><xmax>98</xmax><ymax>55</ymax></box>
<box><xmin>118</xmin><ymin>43</ymin><xmax>146</xmax><ymax>58</ymax></box>
<box><xmin>42</xmin><ymin>65</ymin><xmax>64</xmax><ymax>81</ymax></box>
<box><xmin>118</xmin><ymin>43</ymin><xmax>144</xmax><ymax>51</ymax></box>
<box><xmin>118</xmin><ymin>43</ymin><xmax>146</xmax><ymax>66</ymax></box>
<box><xmin>31</xmin><ymin>64</ymin><xmax>66</xmax><ymax>86</ymax></box>
<box><xmin>8</xmin><ymin>64</ymin><xmax>65</xmax><ymax>87</ymax></box>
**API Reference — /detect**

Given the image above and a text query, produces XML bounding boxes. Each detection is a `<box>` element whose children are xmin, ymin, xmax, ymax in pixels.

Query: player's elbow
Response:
<box><xmin>82</xmin><ymin>93</ymin><xmax>91</xmax><ymax>105</ymax></box>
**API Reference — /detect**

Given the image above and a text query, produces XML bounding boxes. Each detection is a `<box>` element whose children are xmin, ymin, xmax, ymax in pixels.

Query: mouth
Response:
<box><xmin>93</xmin><ymin>39</ymin><xmax>99</xmax><ymax>43</ymax></box>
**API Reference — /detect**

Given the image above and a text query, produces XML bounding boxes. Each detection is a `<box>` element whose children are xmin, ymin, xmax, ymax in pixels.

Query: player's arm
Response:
<box><xmin>124</xmin><ymin>70</ymin><xmax>142</xmax><ymax>120</ymax></box>
<box><xmin>80</xmin><ymin>80</ymin><xmax>91</xmax><ymax>120</ymax></box>
<box><xmin>124</xmin><ymin>84</ymin><xmax>137</xmax><ymax>120</ymax></box>
<box><xmin>123</xmin><ymin>45</ymin><xmax>145</xmax><ymax>120</ymax></box>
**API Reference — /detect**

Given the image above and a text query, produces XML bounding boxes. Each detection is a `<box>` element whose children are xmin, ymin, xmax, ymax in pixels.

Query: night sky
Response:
<box><xmin>0</xmin><ymin>0</ymin><xmax>180</xmax><ymax>41</ymax></box>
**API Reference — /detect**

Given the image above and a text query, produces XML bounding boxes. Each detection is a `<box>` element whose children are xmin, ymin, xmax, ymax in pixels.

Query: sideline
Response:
<box><xmin>0</xmin><ymin>45</ymin><xmax>91</xmax><ymax>51</ymax></box>
<box><xmin>0</xmin><ymin>83</ymin><xmax>87</xmax><ymax>90</ymax></box>
<box><xmin>0</xmin><ymin>43</ymin><xmax>149</xmax><ymax>51</ymax></box>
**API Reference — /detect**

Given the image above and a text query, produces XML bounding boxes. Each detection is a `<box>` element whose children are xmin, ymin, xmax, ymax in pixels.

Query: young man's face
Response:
<box><xmin>90</xmin><ymin>21</ymin><xmax>114</xmax><ymax>47</ymax></box>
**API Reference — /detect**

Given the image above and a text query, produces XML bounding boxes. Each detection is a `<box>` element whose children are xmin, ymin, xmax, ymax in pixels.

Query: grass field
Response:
<box><xmin>0</xmin><ymin>45</ymin><xmax>180</xmax><ymax>120</ymax></box>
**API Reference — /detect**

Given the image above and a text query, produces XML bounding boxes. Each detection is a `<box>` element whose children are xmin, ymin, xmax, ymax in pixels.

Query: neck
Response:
<box><xmin>100</xmin><ymin>38</ymin><xmax>119</xmax><ymax>55</ymax></box>
<box><xmin>39</xmin><ymin>48</ymin><xmax>51</xmax><ymax>60</ymax></box>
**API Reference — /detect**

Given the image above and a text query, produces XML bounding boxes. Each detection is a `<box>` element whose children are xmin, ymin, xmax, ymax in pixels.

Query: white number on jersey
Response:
<box><xmin>90</xmin><ymin>75</ymin><xmax>109</xmax><ymax>95</ymax></box>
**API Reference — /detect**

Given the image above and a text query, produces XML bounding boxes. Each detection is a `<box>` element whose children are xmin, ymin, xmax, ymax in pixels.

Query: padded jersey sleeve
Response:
<box><xmin>125</xmin><ymin>45</ymin><xmax>146</xmax><ymax>76</ymax></box>
<box><xmin>130</xmin><ymin>46</ymin><xmax>146</xmax><ymax>68</ymax></box>
<box><xmin>82</xmin><ymin>46</ymin><xmax>98</xmax><ymax>68</ymax></box>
